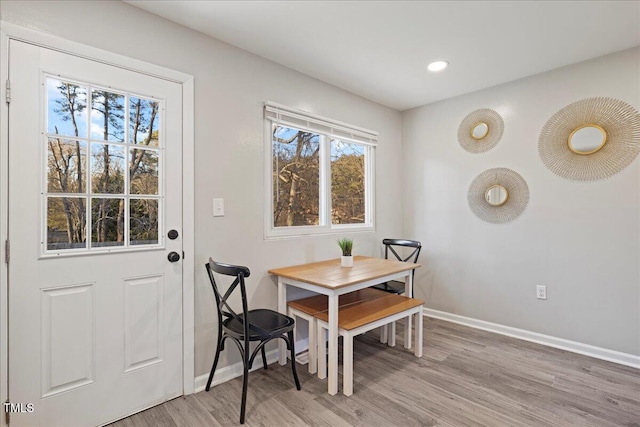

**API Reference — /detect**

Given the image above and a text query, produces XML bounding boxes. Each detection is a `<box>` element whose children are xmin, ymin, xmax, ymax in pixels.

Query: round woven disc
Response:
<box><xmin>468</xmin><ymin>168</ymin><xmax>529</xmax><ymax>224</ymax></box>
<box><xmin>538</xmin><ymin>97</ymin><xmax>640</xmax><ymax>181</ymax></box>
<box><xmin>458</xmin><ymin>108</ymin><xmax>504</xmax><ymax>153</ymax></box>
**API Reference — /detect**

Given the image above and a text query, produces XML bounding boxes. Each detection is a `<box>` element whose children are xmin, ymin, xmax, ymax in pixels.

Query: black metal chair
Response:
<box><xmin>205</xmin><ymin>258</ymin><xmax>301</xmax><ymax>424</ymax></box>
<box><xmin>371</xmin><ymin>239</ymin><xmax>422</xmax><ymax>297</ymax></box>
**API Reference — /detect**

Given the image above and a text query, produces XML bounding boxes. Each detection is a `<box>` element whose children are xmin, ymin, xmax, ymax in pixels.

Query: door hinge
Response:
<box><xmin>4</xmin><ymin>239</ymin><xmax>9</xmax><ymax>264</ymax></box>
<box><xmin>5</xmin><ymin>80</ymin><xmax>10</xmax><ymax>104</ymax></box>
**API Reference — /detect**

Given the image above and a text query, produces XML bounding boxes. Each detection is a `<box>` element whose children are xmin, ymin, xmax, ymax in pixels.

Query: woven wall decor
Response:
<box><xmin>468</xmin><ymin>168</ymin><xmax>529</xmax><ymax>224</ymax></box>
<box><xmin>457</xmin><ymin>108</ymin><xmax>504</xmax><ymax>153</ymax></box>
<box><xmin>538</xmin><ymin>97</ymin><xmax>640</xmax><ymax>181</ymax></box>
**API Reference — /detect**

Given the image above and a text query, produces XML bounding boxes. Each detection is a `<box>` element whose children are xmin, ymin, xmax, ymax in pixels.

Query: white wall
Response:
<box><xmin>403</xmin><ymin>47</ymin><xmax>640</xmax><ymax>356</ymax></box>
<box><xmin>0</xmin><ymin>1</ymin><xmax>403</xmax><ymax>376</ymax></box>
<box><xmin>3</xmin><ymin>0</ymin><xmax>637</xmax><ymax>378</ymax></box>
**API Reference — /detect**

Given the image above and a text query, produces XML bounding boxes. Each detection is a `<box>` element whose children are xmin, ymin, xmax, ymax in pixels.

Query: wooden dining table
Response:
<box><xmin>268</xmin><ymin>255</ymin><xmax>421</xmax><ymax>395</ymax></box>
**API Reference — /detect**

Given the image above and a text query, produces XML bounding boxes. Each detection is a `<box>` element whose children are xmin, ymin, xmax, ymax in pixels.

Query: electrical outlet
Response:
<box><xmin>536</xmin><ymin>285</ymin><xmax>547</xmax><ymax>300</ymax></box>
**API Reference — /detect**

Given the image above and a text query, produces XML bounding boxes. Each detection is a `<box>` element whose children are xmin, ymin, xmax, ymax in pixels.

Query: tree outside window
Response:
<box><xmin>269</xmin><ymin>120</ymin><xmax>373</xmax><ymax>237</ymax></box>
<box><xmin>46</xmin><ymin>77</ymin><xmax>161</xmax><ymax>251</ymax></box>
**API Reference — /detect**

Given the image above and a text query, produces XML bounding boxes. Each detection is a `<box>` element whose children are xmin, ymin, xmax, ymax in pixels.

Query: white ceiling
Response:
<box><xmin>127</xmin><ymin>1</ymin><xmax>640</xmax><ymax>111</ymax></box>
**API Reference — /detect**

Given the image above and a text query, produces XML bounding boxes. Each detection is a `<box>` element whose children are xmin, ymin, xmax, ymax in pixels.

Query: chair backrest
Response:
<box><xmin>383</xmin><ymin>238</ymin><xmax>422</xmax><ymax>264</ymax></box>
<box><xmin>205</xmin><ymin>258</ymin><xmax>252</xmax><ymax>338</ymax></box>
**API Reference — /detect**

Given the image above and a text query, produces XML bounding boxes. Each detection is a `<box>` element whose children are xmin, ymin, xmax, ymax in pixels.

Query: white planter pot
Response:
<box><xmin>341</xmin><ymin>256</ymin><xmax>353</xmax><ymax>267</ymax></box>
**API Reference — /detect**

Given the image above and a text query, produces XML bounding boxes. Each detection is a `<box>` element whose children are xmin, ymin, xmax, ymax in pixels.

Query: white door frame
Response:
<box><xmin>0</xmin><ymin>22</ymin><xmax>196</xmax><ymax>424</ymax></box>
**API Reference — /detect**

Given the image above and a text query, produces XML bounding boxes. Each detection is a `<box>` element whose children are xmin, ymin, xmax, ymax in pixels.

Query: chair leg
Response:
<box><xmin>239</xmin><ymin>353</ymin><xmax>249</xmax><ymax>425</ymax></box>
<box><xmin>205</xmin><ymin>334</ymin><xmax>223</xmax><ymax>391</ymax></box>
<box><xmin>287</xmin><ymin>331</ymin><xmax>301</xmax><ymax>390</ymax></box>
<box><xmin>261</xmin><ymin>345</ymin><xmax>268</xmax><ymax>370</ymax></box>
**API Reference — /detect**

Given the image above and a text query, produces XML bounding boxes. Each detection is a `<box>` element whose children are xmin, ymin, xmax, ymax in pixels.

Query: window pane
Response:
<box><xmin>272</xmin><ymin>125</ymin><xmax>320</xmax><ymax>227</ymax></box>
<box><xmin>47</xmin><ymin>78</ymin><xmax>87</xmax><ymax>138</ymax></box>
<box><xmin>130</xmin><ymin>199</ymin><xmax>159</xmax><ymax>245</ymax></box>
<box><xmin>43</xmin><ymin>73</ymin><xmax>168</xmax><ymax>254</ymax></box>
<box><xmin>91</xmin><ymin>144</ymin><xmax>125</xmax><ymax>194</ymax></box>
<box><xmin>331</xmin><ymin>140</ymin><xmax>365</xmax><ymax>225</ymax></box>
<box><xmin>129</xmin><ymin>97</ymin><xmax>160</xmax><ymax>147</ymax></box>
<box><xmin>47</xmin><ymin>197</ymin><xmax>87</xmax><ymax>250</ymax></box>
<box><xmin>47</xmin><ymin>138</ymin><xmax>87</xmax><ymax>193</ymax></box>
<box><xmin>91</xmin><ymin>90</ymin><xmax>125</xmax><ymax>142</ymax></box>
<box><xmin>129</xmin><ymin>148</ymin><xmax>159</xmax><ymax>195</ymax></box>
<box><xmin>91</xmin><ymin>198</ymin><xmax>124</xmax><ymax>247</ymax></box>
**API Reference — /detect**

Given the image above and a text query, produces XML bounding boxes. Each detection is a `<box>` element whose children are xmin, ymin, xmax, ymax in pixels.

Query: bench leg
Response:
<box><xmin>380</xmin><ymin>325</ymin><xmax>388</xmax><ymax>344</ymax></box>
<box><xmin>289</xmin><ymin>309</ymin><xmax>317</xmax><ymax>374</ymax></box>
<box><xmin>343</xmin><ymin>331</ymin><xmax>354</xmax><ymax>396</ymax></box>
<box><xmin>317</xmin><ymin>322</ymin><xmax>327</xmax><ymax>380</ymax></box>
<box><xmin>404</xmin><ymin>315</ymin><xmax>412</xmax><ymax>349</ymax></box>
<box><xmin>388</xmin><ymin>322</ymin><xmax>396</xmax><ymax>347</ymax></box>
<box><xmin>414</xmin><ymin>309</ymin><xmax>423</xmax><ymax>358</ymax></box>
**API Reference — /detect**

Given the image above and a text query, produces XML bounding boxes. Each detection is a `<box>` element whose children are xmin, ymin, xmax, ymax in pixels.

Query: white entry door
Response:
<box><xmin>7</xmin><ymin>41</ymin><xmax>183</xmax><ymax>426</ymax></box>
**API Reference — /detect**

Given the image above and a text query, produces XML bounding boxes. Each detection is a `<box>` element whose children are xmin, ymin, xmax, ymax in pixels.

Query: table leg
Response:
<box><xmin>343</xmin><ymin>331</ymin><xmax>353</xmax><ymax>396</ymax></box>
<box><xmin>277</xmin><ymin>278</ymin><xmax>287</xmax><ymax>365</ymax></box>
<box><xmin>308</xmin><ymin>314</ymin><xmax>317</xmax><ymax>374</ymax></box>
<box><xmin>404</xmin><ymin>272</ymin><xmax>413</xmax><ymax>349</ymax></box>
<box><xmin>328</xmin><ymin>294</ymin><xmax>338</xmax><ymax>395</ymax></box>
<box><xmin>317</xmin><ymin>323</ymin><xmax>326</xmax><ymax>379</ymax></box>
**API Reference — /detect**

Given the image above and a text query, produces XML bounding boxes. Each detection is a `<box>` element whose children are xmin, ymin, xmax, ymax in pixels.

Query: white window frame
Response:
<box><xmin>264</xmin><ymin>102</ymin><xmax>376</xmax><ymax>239</ymax></box>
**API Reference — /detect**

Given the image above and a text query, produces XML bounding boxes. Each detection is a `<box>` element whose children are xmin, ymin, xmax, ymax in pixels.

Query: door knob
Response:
<box><xmin>168</xmin><ymin>229</ymin><xmax>179</xmax><ymax>240</ymax></box>
<box><xmin>167</xmin><ymin>251</ymin><xmax>181</xmax><ymax>262</ymax></box>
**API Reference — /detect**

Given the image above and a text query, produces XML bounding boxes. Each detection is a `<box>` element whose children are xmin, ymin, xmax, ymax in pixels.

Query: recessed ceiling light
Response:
<box><xmin>427</xmin><ymin>60</ymin><xmax>449</xmax><ymax>72</ymax></box>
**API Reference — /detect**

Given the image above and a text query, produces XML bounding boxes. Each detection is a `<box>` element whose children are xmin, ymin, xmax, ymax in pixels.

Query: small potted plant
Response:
<box><xmin>337</xmin><ymin>237</ymin><xmax>354</xmax><ymax>267</ymax></box>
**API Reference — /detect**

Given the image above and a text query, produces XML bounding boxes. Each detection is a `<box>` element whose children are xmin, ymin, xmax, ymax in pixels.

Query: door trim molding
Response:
<box><xmin>0</xmin><ymin>28</ymin><xmax>10</xmax><ymax>427</ymax></box>
<box><xmin>0</xmin><ymin>23</ymin><xmax>196</xmax><ymax>417</ymax></box>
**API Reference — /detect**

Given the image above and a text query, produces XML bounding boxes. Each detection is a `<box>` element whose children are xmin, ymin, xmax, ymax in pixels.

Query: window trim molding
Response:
<box><xmin>263</xmin><ymin>102</ymin><xmax>376</xmax><ymax>240</ymax></box>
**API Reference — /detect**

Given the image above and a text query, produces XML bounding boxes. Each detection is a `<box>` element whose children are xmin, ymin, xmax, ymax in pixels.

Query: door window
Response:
<box><xmin>45</xmin><ymin>76</ymin><xmax>163</xmax><ymax>253</ymax></box>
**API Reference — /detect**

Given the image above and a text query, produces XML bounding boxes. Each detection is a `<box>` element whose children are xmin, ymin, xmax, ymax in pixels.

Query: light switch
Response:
<box><xmin>213</xmin><ymin>198</ymin><xmax>224</xmax><ymax>217</ymax></box>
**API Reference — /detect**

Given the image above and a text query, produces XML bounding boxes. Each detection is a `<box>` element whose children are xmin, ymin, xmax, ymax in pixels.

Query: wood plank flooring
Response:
<box><xmin>108</xmin><ymin>318</ymin><xmax>640</xmax><ymax>426</ymax></box>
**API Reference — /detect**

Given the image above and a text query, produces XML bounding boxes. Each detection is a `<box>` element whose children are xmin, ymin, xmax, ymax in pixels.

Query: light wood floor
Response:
<box><xmin>109</xmin><ymin>318</ymin><xmax>640</xmax><ymax>427</ymax></box>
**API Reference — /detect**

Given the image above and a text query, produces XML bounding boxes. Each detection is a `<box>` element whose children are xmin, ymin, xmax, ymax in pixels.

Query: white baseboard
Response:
<box><xmin>195</xmin><ymin>349</ymin><xmax>279</xmax><ymax>393</ymax></box>
<box><xmin>193</xmin><ymin>312</ymin><xmax>639</xmax><ymax>393</ymax></box>
<box><xmin>424</xmin><ymin>309</ymin><xmax>640</xmax><ymax>369</ymax></box>
<box><xmin>194</xmin><ymin>343</ymin><xmax>310</xmax><ymax>393</ymax></box>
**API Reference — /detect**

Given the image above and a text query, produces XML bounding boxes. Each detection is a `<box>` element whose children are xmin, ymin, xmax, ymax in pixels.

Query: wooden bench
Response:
<box><xmin>315</xmin><ymin>294</ymin><xmax>424</xmax><ymax>396</ymax></box>
<box><xmin>287</xmin><ymin>288</ymin><xmax>388</xmax><ymax>374</ymax></box>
